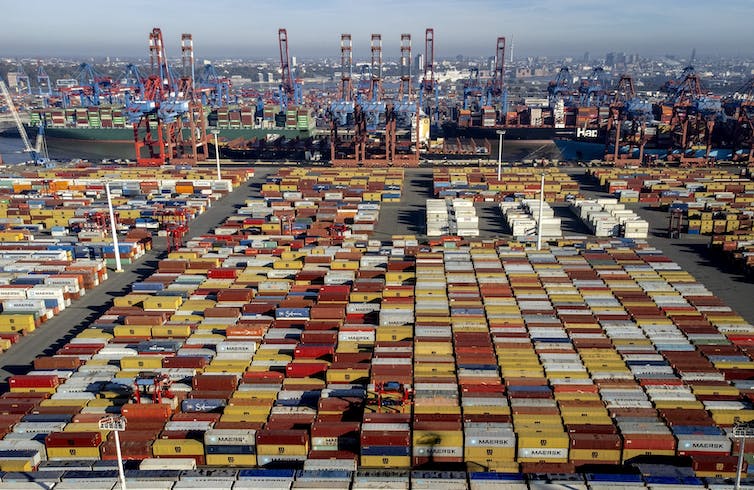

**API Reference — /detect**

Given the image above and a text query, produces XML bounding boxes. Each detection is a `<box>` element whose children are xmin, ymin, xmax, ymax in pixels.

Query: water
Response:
<box><xmin>0</xmin><ymin>136</ymin><xmax>32</xmax><ymax>164</ymax></box>
<box><xmin>1</xmin><ymin>133</ymin><xmax>588</xmax><ymax>164</ymax></box>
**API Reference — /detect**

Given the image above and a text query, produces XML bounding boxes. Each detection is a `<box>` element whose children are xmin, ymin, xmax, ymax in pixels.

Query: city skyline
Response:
<box><xmin>2</xmin><ymin>0</ymin><xmax>753</xmax><ymax>59</ymax></box>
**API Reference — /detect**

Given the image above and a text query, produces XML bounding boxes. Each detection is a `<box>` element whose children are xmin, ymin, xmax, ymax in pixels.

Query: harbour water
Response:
<box><xmin>1</xmin><ymin>133</ymin><xmax>597</xmax><ymax>164</ymax></box>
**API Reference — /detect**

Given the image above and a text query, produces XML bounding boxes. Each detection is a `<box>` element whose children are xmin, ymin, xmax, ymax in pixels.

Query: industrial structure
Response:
<box><xmin>7</xmin><ymin>26</ymin><xmax>754</xmax><ymax>167</ymax></box>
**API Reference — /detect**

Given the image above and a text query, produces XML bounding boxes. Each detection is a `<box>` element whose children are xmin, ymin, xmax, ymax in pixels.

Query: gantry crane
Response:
<box><xmin>369</xmin><ymin>381</ymin><xmax>414</xmax><ymax>414</ymax></box>
<box><xmin>420</xmin><ymin>28</ymin><xmax>439</xmax><ymax>125</ymax></box>
<box><xmin>60</xmin><ymin>63</ymin><xmax>113</xmax><ymax>107</ymax></box>
<box><xmin>662</xmin><ymin>66</ymin><xmax>721</xmax><ymax>165</ymax></box>
<box><xmin>133</xmin><ymin>372</ymin><xmax>175</xmax><ymax>404</ymax></box>
<box><xmin>724</xmin><ymin>76</ymin><xmax>754</xmax><ymax>165</ymax></box>
<box><xmin>604</xmin><ymin>74</ymin><xmax>652</xmax><ymax>165</ymax></box>
<box><xmin>130</xmin><ymin>28</ymin><xmax>207</xmax><ymax>166</ymax></box>
<box><xmin>488</xmin><ymin>36</ymin><xmax>508</xmax><ymax>123</ymax></box>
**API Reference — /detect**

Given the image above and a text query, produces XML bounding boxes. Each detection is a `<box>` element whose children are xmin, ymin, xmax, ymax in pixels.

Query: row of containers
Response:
<box><xmin>5</xmin><ymin>222</ymin><xmax>754</xmax><ymax>477</ymax></box>
<box><xmin>260</xmin><ymin>168</ymin><xmax>403</xmax><ymax>204</ymax></box>
<box><xmin>569</xmin><ymin>199</ymin><xmax>649</xmax><ymax>239</ymax></box>
<box><xmin>587</xmin><ymin>168</ymin><xmax>754</xmax><ymax>274</ymax></box>
<box><xmin>0</xmin><ymin>167</ymin><xmax>251</xmax><ymax>350</ymax></box>
<box><xmin>7</xmin><ymin>468</ymin><xmax>754</xmax><ymax>490</ymax></box>
<box><xmin>426</xmin><ymin>199</ymin><xmax>480</xmax><ymax>237</ymax></box>
<box><xmin>30</xmin><ymin>106</ymin><xmax>131</xmax><ymax>129</ymax></box>
<box><xmin>0</xmin><ymin>257</ymin><xmax>106</xmax><ymax>352</ymax></box>
<box><xmin>215</xmin><ymin>105</ymin><xmax>316</xmax><ymax>131</ymax></box>
<box><xmin>0</xmin><ymin>167</ymin><xmax>252</xmax><ymax>266</ymax></box>
<box><xmin>433</xmin><ymin>168</ymin><xmax>581</xmax><ymax>202</ymax></box>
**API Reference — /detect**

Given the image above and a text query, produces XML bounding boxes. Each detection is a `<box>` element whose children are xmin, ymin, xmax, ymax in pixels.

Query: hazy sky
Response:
<box><xmin>3</xmin><ymin>0</ymin><xmax>753</xmax><ymax>59</ymax></box>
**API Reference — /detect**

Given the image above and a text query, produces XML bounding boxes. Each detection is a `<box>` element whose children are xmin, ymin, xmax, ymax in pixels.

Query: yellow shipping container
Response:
<box><xmin>561</xmin><ymin>414</ymin><xmax>613</xmax><ymax>425</ymax></box>
<box><xmin>151</xmin><ymin>325</ymin><xmax>192</xmax><ymax>338</ymax></box>
<box><xmin>142</xmin><ymin>296</ymin><xmax>183</xmax><ymax>311</ymax></box>
<box><xmin>114</xmin><ymin>326</ymin><xmax>152</xmax><ymax>338</ymax></box>
<box><xmin>46</xmin><ymin>447</ymin><xmax>102</xmax><ymax>459</ymax></box>
<box><xmin>692</xmin><ymin>385</ymin><xmax>739</xmax><ymax>396</ymax></box>
<box><xmin>273</xmin><ymin>260</ymin><xmax>303</xmax><ymax>270</ymax></box>
<box><xmin>414</xmin><ymin>430</ymin><xmax>463</xmax><ymax>447</ymax></box>
<box><xmin>330</xmin><ymin>260</ymin><xmax>359</xmax><ymax>270</ymax></box>
<box><xmin>152</xmin><ymin>439</ymin><xmax>204</xmax><ymax>456</ymax></box>
<box><xmin>224</xmin><ymin>405</ymin><xmax>273</xmax><ymax>417</ymax></box>
<box><xmin>360</xmin><ymin>455</ymin><xmax>410</xmax><ymax>468</ymax></box>
<box><xmin>465</xmin><ymin>447</ymin><xmax>516</xmax><ymax>465</ymax></box>
<box><xmin>326</xmin><ymin>367</ymin><xmax>370</xmax><ymax>383</ymax></box>
<box><xmin>120</xmin><ymin>356</ymin><xmax>164</xmax><ymax>370</ymax></box>
<box><xmin>653</xmin><ymin>400</ymin><xmax>704</xmax><ymax>410</ymax></box>
<box><xmin>219</xmin><ymin>413</ymin><xmax>269</xmax><ymax>423</ymax></box>
<box><xmin>179</xmin><ymin>299</ymin><xmax>217</xmax><ymax>312</ymax></box>
<box><xmin>168</xmin><ymin>251</ymin><xmax>199</xmax><ymax>260</ymax></box>
<box><xmin>517</xmin><ymin>433</ymin><xmax>569</xmax><ymax>463</ymax></box>
<box><xmin>9</xmin><ymin>386</ymin><xmax>55</xmax><ymax>394</ymax></box>
<box><xmin>384</xmin><ymin>272</ymin><xmax>415</xmax><ymax>284</ymax></box>
<box><xmin>208</xmin><ymin>360</ymin><xmax>251</xmax><ymax>371</ymax></box>
<box><xmin>414</xmin><ymin>342</ymin><xmax>453</xmax><ymax>356</ymax></box>
<box><xmin>349</xmin><ymin>292</ymin><xmax>382</xmax><ymax>303</ymax></box>
<box><xmin>283</xmin><ymin>377</ymin><xmax>325</xmax><ymax>390</ymax></box>
<box><xmin>256</xmin><ymin>444</ymin><xmax>308</xmax><ymax>457</ymax></box>
<box><xmin>375</xmin><ymin>326</ymin><xmax>413</xmax><ymax>342</ymax></box>
<box><xmin>0</xmin><ymin>314</ymin><xmax>36</xmax><ymax>332</ymax></box>
<box><xmin>0</xmin><ymin>232</ymin><xmax>25</xmax><ymax>242</ymax></box>
<box><xmin>40</xmin><ymin>399</ymin><xmax>89</xmax><ymax>408</ymax></box>
<box><xmin>413</xmin><ymin>404</ymin><xmax>461</xmax><ymax>415</ymax></box>
<box><xmin>76</xmin><ymin>327</ymin><xmax>113</xmax><ymax>340</ymax></box>
<box><xmin>0</xmin><ymin>460</ymin><xmax>35</xmax><ymax>472</ymax></box>
<box><xmin>206</xmin><ymin>454</ymin><xmax>257</xmax><ymax>466</ymax></box>
<box><xmin>170</xmin><ymin>314</ymin><xmax>204</xmax><ymax>324</ymax></box>
<box><xmin>114</xmin><ymin>294</ymin><xmax>150</xmax><ymax>307</ymax></box>
<box><xmin>570</xmin><ymin>448</ymin><xmax>620</xmax><ymax>463</ymax></box>
<box><xmin>414</xmin><ymin>363</ymin><xmax>456</xmax><ymax>376</ymax></box>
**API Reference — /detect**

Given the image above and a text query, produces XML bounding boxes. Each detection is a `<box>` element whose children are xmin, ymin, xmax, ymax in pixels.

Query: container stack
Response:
<box><xmin>500</xmin><ymin>199</ymin><xmax>562</xmax><ymax>239</ymax></box>
<box><xmin>433</xmin><ymin>167</ymin><xmax>581</xmax><ymax>202</ymax></box>
<box><xmin>571</xmin><ymin>198</ymin><xmax>649</xmax><ymax>238</ymax></box>
<box><xmin>426</xmin><ymin>199</ymin><xmax>450</xmax><ymax>237</ymax></box>
<box><xmin>591</xmin><ymin>167</ymin><xmax>754</xmax><ymax>277</ymax></box>
<box><xmin>6</xmin><ymin>161</ymin><xmax>754</xmax><ymax>483</ymax></box>
<box><xmin>450</xmin><ymin>199</ymin><xmax>479</xmax><ymax>237</ymax></box>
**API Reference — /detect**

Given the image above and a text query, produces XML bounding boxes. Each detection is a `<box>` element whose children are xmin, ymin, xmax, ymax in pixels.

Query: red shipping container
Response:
<box><xmin>256</xmin><ymin>429</ymin><xmax>308</xmax><ymax>446</ymax></box>
<box><xmin>286</xmin><ymin>361</ymin><xmax>329</xmax><ymax>378</ymax></box>
<box><xmin>294</xmin><ymin>345</ymin><xmax>335</xmax><ymax>359</ymax></box>
<box><xmin>162</xmin><ymin>356</ymin><xmax>208</xmax><ymax>369</ymax></box>
<box><xmin>193</xmin><ymin>374</ymin><xmax>238</xmax><ymax>391</ymax></box>
<box><xmin>46</xmin><ymin>431</ymin><xmax>102</xmax><ymax>447</ymax></box>
<box><xmin>121</xmin><ymin>403</ymin><xmax>172</xmax><ymax>421</ymax></box>
<box><xmin>8</xmin><ymin>375</ymin><xmax>59</xmax><ymax>389</ymax></box>
<box><xmin>207</xmin><ymin>268</ymin><xmax>239</xmax><ymax>279</ymax></box>
<box><xmin>622</xmin><ymin>433</ymin><xmax>675</xmax><ymax>451</ymax></box>
<box><xmin>0</xmin><ymin>401</ymin><xmax>37</xmax><ymax>414</ymax></box>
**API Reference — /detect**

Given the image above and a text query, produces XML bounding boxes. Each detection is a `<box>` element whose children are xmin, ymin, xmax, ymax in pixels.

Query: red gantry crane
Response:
<box><xmin>131</xmin><ymin>28</ymin><xmax>208</xmax><ymax>166</ymax></box>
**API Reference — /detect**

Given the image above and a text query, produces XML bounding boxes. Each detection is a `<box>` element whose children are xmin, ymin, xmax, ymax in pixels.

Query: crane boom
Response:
<box><xmin>0</xmin><ymin>79</ymin><xmax>35</xmax><ymax>154</ymax></box>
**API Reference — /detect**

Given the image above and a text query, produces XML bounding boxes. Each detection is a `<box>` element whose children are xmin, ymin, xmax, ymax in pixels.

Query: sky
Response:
<box><xmin>3</xmin><ymin>0</ymin><xmax>753</xmax><ymax>60</ymax></box>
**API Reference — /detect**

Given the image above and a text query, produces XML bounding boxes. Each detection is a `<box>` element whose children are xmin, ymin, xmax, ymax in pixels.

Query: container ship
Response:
<box><xmin>17</xmin><ymin>104</ymin><xmax>318</xmax><ymax>161</ymax></box>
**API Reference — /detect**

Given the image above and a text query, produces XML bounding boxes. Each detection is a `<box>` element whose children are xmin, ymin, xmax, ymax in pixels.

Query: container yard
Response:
<box><xmin>3</xmin><ymin>14</ymin><xmax>754</xmax><ymax>489</ymax></box>
<box><xmin>0</xmin><ymin>162</ymin><xmax>750</xmax><ymax>490</ymax></box>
